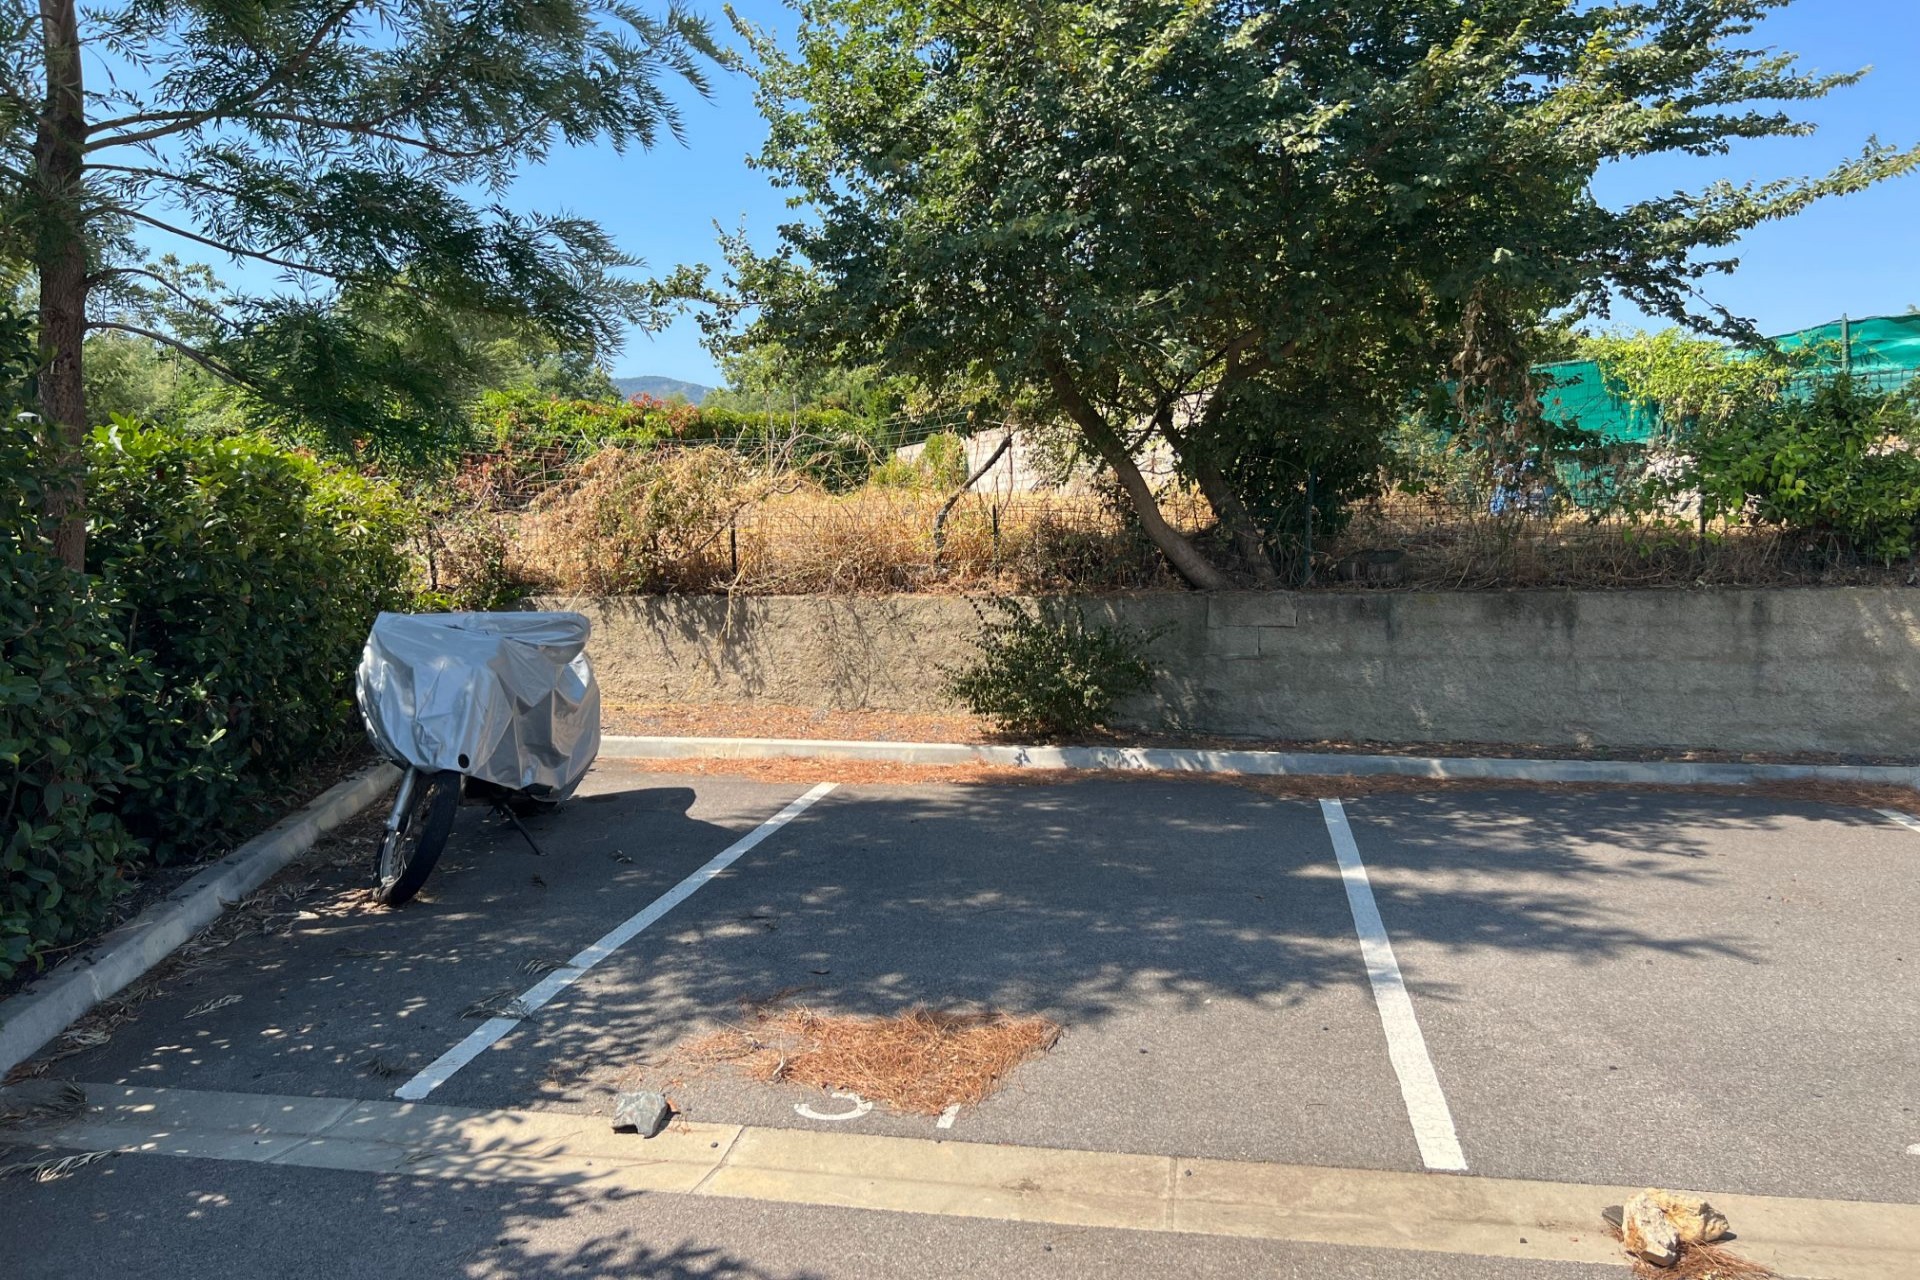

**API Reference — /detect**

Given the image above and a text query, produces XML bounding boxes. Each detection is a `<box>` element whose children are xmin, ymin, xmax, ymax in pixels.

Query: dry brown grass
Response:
<box><xmin>430</xmin><ymin>439</ymin><xmax>1920</xmax><ymax>600</ymax></box>
<box><xmin>675</xmin><ymin>1005</ymin><xmax>1061</xmax><ymax>1116</ymax></box>
<box><xmin>438</xmin><ymin>447</ymin><xmax>1206</xmax><ymax>599</ymax></box>
<box><xmin>1328</xmin><ymin>490</ymin><xmax>1913</xmax><ymax>591</ymax></box>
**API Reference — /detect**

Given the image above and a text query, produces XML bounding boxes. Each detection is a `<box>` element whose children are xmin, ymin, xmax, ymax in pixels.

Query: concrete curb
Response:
<box><xmin>600</xmin><ymin>735</ymin><xmax>1920</xmax><ymax>790</ymax></box>
<box><xmin>38</xmin><ymin>1082</ymin><xmax>1920</xmax><ymax>1278</ymax></box>
<box><xmin>0</xmin><ymin>764</ymin><xmax>400</xmax><ymax>1080</ymax></box>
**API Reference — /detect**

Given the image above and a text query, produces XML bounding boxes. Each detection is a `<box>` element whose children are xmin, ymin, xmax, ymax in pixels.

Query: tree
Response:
<box><xmin>0</xmin><ymin>0</ymin><xmax>716</xmax><ymax>567</ymax></box>
<box><xmin>703</xmin><ymin>333</ymin><xmax>909</xmax><ymax>420</ymax></box>
<box><xmin>713</xmin><ymin>0</ymin><xmax>1917</xmax><ymax>588</ymax></box>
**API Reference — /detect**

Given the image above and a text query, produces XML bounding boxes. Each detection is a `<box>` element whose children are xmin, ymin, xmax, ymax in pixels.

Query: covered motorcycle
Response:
<box><xmin>355</xmin><ymin>611</ymin><xmax>601</xmax><ymax>904</ymax></box>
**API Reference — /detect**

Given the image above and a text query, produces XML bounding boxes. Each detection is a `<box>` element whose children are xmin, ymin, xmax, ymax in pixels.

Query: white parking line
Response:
<box><xmin>395</xmin><ymin>783</ymin><xmax>839</xmax><ymax>1101</ymax></box>
<box><xmin>1876</xmin><ymin>809</ymin><xmax>1920</xmax><ymax>835</ymax></box>
<box><xmin>1318</xmin><ymin>799</ymin><xmax>1467</xmax><ymax>1173</ymax></box>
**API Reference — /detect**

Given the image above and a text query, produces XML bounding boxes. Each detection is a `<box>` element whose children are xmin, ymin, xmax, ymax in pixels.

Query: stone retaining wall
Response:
<box><xmin>538</xmin><ymin>589</ymin><xmax>1920</xmax><ymax>755</ymax></box>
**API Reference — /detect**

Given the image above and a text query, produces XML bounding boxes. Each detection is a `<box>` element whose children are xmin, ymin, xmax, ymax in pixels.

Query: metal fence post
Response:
<box><xmin>1301</xmin><ymin>468</ymin><xmax>1316</xmax><ymax>587</ymax></box>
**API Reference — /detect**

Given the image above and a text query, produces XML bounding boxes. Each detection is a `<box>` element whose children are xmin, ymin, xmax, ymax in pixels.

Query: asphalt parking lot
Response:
<box><xmin>12</xmin><ymin>761</ymin><xmax>1920</xmax><ymax>1276</ymax></box>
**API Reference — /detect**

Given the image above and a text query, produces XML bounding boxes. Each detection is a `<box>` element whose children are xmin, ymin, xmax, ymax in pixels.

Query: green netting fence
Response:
<box><xmin>1534</xmin><ymin>312</ymin><xmax>1920</xmax><ymax>443</ymax></box>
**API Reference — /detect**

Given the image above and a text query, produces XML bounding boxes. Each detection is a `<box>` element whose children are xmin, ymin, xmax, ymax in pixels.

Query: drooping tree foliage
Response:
<box><xmin>705</xmin><ymin>0</ymin><xmax>1917</xmax><ymax>587</ymax></box>
<box><xmin>0</xmin><ymin>0</ymin><xmax>717</xmax><ymax>565</ymax></box>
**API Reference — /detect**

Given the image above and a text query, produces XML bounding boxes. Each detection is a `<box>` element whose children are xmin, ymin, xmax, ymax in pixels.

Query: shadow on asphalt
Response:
<box><xmin>461</xmin><ymin>780</ymin><xmax>1841</xmax><ymax>1097</ymax></box>
<box><xmin>37</xmin><ymin>774</ymin><xmax>1882</xmax><ymax>1103</ymax></box>
<box><xmin>7</xmin><ymin>1155</ymin><xmax>828</xmax><ymax>1280</ymax></box>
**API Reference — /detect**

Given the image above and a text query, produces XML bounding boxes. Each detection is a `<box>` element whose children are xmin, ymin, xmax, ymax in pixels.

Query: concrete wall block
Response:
<box><xmin>1206</xmin><ymin>592</ymin><xmax>1299</xmax><ymax>631</ymax></box>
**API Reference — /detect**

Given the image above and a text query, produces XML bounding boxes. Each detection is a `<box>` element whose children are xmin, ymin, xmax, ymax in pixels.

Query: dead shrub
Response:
<box><xmin>517</xmin><ymin>446</ymin><xmax>755</xmax><ymax>593</ymax></box>
<box><xmin>426</xmin><ymin>508</ymin><xmax>528</xmax><ymax>609</ymax></box>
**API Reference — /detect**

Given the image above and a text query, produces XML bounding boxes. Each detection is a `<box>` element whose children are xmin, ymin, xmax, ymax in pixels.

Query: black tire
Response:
<box><xmin>373</xmin><ymin>770</ymin><xmax>461</xmax><ymax>906</ymax></box>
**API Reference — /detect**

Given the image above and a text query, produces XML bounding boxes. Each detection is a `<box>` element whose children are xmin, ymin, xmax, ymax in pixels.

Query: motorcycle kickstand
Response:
<box><xmin>495</xmin><ymin>803</ymin><xmax>547</xmax><ymax>857</ymax></box>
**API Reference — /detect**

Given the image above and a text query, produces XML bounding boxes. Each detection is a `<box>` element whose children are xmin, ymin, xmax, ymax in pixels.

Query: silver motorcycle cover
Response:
<box><xmin>356</xmin><ymin>611</ymin><xmax>601</xmax><ymax>797</ymax></box>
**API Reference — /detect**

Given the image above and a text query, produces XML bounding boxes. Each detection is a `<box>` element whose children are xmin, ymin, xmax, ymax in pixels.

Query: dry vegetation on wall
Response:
<box><xmin>422</xmin><ymin>437</ymin><xmax>1920</xmax><ymax>605</ymax></box>
<box><xmin>429</xmin><ymin>443</ymin><xmax>1204</xmax><ymax>601</ymax></box>
<box><xmin>1332</xmin><ymin>493</ymin><xmax>1920</xmax><ymax>591</ymax></box>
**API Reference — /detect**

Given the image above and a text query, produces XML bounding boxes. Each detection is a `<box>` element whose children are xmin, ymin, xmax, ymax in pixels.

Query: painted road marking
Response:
<box><xmin>47</xmin><ymin>1083</ymin><xmax>1920</xmax><ymax>1278</ymax></box>
<box><xmin>1319</xmin><ymin>799</ymin><xmax>1467</xmax><ymax>1173</ymax></box>
<box><xmin>1876</xmin><ymin>809</ymin><xmax>1920</xmax><ymax>835</ymax></box>
<box><xmin>394</xmin><ymin>783</ymin><xmax>839</xmax><ymax>1101</ymax></box>
<box><xmin>794</xmin><ymin>1091</ymin><xmax>873</xmax><ymax>1123</ymax></box>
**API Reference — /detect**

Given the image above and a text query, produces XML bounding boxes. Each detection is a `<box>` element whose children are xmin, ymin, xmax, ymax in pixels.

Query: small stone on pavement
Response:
<box><xmin>611</xmin><ymin>1090</ymin><xmax>672</xmax><ymax>1138</ymax></box>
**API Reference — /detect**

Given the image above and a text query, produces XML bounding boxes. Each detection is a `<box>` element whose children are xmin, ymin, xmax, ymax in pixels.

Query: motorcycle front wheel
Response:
<box><xmin>373</xmin><ymin>769</ymin><xmax>462</xmax><ymax>906</ymax></box>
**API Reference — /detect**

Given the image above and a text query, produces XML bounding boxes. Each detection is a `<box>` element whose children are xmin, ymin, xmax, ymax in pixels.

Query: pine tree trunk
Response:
<box><xmin>35</xmin><ymin>0</ymin><xmax>89</xmax><ymax>571</ymax></box>
<box><xmin>1047</xmin><ymin>363</ymin><xmax>1231</xmax><ymax>591</ymax></box>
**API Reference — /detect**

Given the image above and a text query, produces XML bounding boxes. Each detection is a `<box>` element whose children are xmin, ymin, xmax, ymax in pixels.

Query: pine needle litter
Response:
<box><xmin>676</xmin><ymin>1005</ymin><xmax>1060</xmax><ymax>1116</ymax></box>
<box><xmin>1609</xmin><ymin>1226</ymin><xmax>1780</xmax><ymax>1279</ymax></box>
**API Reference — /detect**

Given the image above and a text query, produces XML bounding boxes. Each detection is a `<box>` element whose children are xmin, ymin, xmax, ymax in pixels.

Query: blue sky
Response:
<box><xmin>118</xmin><ymin>2</ymin><xmax>1915</xmax><ymax>387</ymax></box>
<box><xmin>547</xmin><ymin>0</ymin><xmax>1920</xmax><ymax>386</ymax></box>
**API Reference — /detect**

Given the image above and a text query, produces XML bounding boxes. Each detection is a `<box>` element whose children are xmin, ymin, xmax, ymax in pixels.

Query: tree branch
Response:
<box><xmin>87</xmin><ymin>264</ymin><xmax>229</xmax><ymax>325</ymax></box>
<box><xmin>116</xmin><ymin>208</ymin><xmax>364</xmax><ymax>286</ymax></box>
<box><xmin>1044</xmin><ymin>354</ymin><xmax>1230</xmax><ymax>590</ymax></box>
<box><xmin>84</xmin><ymin>0</ymin><xmax>366</xmax><ymax>149</ymax></box>
<box><xmin>85</xmin><ymin>320</ymin><xmax>251</xmax><ymax>387</ymax></box>
<box><xmin>89</xmin><ymin>106</ymin><xmax>551</xmax><ymax>162</ymax></box>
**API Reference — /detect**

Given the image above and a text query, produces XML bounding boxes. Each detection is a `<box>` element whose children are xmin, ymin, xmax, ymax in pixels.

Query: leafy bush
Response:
<box><xmin>473</xmin><ymin>391</ymin><xmax>902</xmax><ymax>493</ymax></box>
<box><xmin>687</xmin><ymin>405</ymin><xmax>890</xmax><ymax>492</ymax></box>
<box><xmin>476</xmin><ymin>388</ymin><xmax>666</xmax><ymax>453</ymax></box>
<box><xmin>1669</xmin><ymin>375</ymin><xmax>1920</xmax><ymax>562</ymax></box>
<box><xmin>87</xmin><ymin>425</ymin><xmax>414</xmax><ymax>860</ymax></box>
<box><xmin>870</xmin><ymin>431</ymin><xmax>971</xmax><ymax>491</ymax></box>
<box><xmin>942</xmin><ymin>598</ymin><xmax>1157</xmax><ymax>739</ymax></box>
<box><xmin>1583</xmin><ymin>329</ymin><xmax>1800</xmax><ymax>428</ymax></box>
<box><xmin>1</xmin><ymin>414</ymin><xmax>145</xmax><ymax>980</ymax></box>
<box><xmin>422</xmin><ymin>509</ymin><xmax>527</xmax><ymax>611</ymax></box>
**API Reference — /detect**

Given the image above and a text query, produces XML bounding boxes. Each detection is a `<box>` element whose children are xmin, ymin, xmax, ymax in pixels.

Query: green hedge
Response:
<box><xmin>1</xmin><ymin>406</ymin><xmax>412</xmax><ymax>980</ymax></box>
<box><xmin>88</xmin><ymin>426</ymin><xmax>414</xmax><ymax>861</ymax></box>
<box><xmin>1</xmin><ymin>419</ymin><xmax>145</xmax><ymax>978</ymax></box>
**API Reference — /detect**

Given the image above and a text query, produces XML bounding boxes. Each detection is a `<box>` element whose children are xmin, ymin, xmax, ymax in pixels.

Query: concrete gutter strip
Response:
<box><xmin>32</xmin><ymin>1083</ymin><xmax>1920</xmax><ymax>1280</ymax></box>
<box><xmin>0</xmin><ymin>764</ymin><xmax>400</xmax><ymax>1080</ymax></box>
<box><xmin>599</xmin><ymin>735</ymin><xmax>1920</xmax><ymax>790</ymax></box>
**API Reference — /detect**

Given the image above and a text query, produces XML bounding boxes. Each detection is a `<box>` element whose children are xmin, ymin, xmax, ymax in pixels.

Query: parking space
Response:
<box><xmin>58</xmin><ymin>770</ymin><xmax>822</xmax><ymax>1102</ymax></box>
<box><xmin>44</xmin><ymin>763</ymin><xmax>1920</xmax><ymax>1211</ymax></box>
<box><xmin>437</xmin><ymin>773</ymin><xmax>1420</xmax><ymax>1171</ymax></box>
<box><xmin>1340</xmin><ymin>791</ymin><xmax>1920</xmax><ymax>1203</ymax></box>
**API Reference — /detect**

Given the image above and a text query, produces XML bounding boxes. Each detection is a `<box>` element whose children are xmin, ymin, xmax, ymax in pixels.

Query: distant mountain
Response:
<box><xmin>613</xmin><ymin>375</ymin><xmax>714</xmax><ymax>404</ymax></box>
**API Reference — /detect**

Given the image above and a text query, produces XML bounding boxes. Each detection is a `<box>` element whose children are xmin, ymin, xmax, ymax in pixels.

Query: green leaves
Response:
<box><xmin>1675</xmin><ymin>376</ymin><xmax>1920</xmax><ymax>563</ymax></box>
<box><xmin>8</xmin><ymin>0</ymin><xmax>720</xmax><ymax>468</ymax></box>
<box><xmin>942</xmin><ymin>598</ymin><xmax>1158</xmax><ymax>739</ymax></box>
<box><xmin>726</xmin><ymin>0</ymin><xmax>1917</xmax><ymax>585</ymax></box>
<box><xmin>85</xmin><ymin>423</ymin><xmax>413</xmax><ymax>861</ymax></box>
<box><xmin>0</xmin><ymin>403</ymin><xmax>142</xmax><ymax>980</ymax></box>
